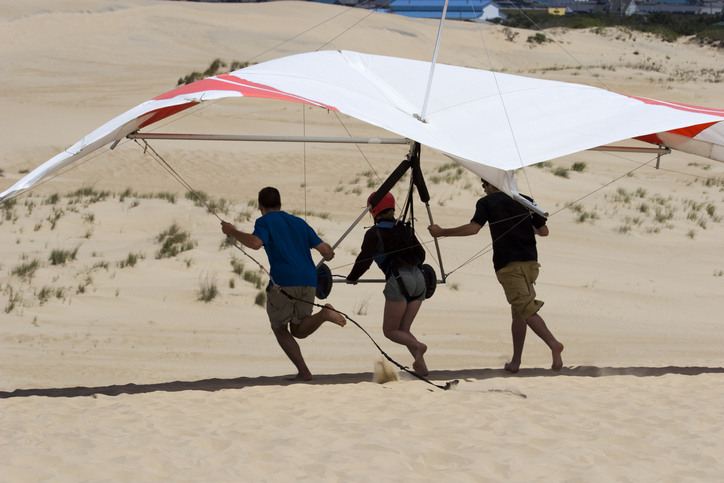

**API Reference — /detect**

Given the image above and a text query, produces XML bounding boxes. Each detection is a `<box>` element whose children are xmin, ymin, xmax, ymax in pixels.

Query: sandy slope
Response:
<box><xmin>1</xmin><ymin>1</ymin><xmax>723</xmax><ymax>481</ymax></box>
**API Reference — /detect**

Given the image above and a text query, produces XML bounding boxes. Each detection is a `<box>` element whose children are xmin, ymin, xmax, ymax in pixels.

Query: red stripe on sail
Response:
<box><xmin>667</xmin><ymin>122</ymin><xmax>718</xmax><ymax>138</ymax></box>
<box><xmin>138</xmin><ymin>103</ymin><xmax>200</xmax><ymax>129</ymax></box>
<box><xmin>635</xmin><ymin>133</ymin><xmax>663</xmax><ymax>145</ymax></box>
<box><xmin>635</xmin><ymin>122</ymin><xmax>718</xmax><ymax>145</ymax></box>
<box><xmin>153</xmin><ymin>75</ymin><xmax>338</xmax><ymax>111</ymax></box>
<box><xmin>627</xmin><ymin>95</ymin><xmax>724</xmax><ymax>117</ymax></box>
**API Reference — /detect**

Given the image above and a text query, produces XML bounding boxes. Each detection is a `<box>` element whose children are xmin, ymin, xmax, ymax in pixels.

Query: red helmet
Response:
<box><xmin>368</xmin><ymin>192</ymin><xmax>395</xmax><ymax>218</ymax></box>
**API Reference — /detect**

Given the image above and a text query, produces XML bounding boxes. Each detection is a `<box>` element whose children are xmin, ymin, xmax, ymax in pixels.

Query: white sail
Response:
<box><xmin>2</xmin><ymin>50</ymin><xmax>723</xmax><ymax>202</ymax></box>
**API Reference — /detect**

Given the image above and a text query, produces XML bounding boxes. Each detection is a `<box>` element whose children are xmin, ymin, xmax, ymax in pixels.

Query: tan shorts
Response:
<box><xmin>266</xmin><ymin>286</ymin><xmax>315</xmax><ymax>329</ymax></box>
<box><xmin>495</xmin><ymin>261</ymin><xmax>544</xmax><ymax>321</ymax></box>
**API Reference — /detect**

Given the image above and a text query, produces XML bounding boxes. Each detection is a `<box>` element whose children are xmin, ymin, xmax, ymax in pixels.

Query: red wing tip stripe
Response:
<box><xmin>628</xmin><ymin>95</ymin><xmax>724</xmax><ymax>117</ymax></box>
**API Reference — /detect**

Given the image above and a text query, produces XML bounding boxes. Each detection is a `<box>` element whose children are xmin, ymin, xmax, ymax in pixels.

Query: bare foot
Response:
<box><xmin>412</xmin><ymin>343</ymin><xmax>429</xmax><ymax>376</ymax></box>
<box><xmin>321</xmin><ymin>304</ymin><xmax>346</xmax><ymax>327</ymax></box>
<box><xmin>286</xmin><ymin>372</ymin><xmax>313</xmax><ymax>382</ymax></box>
<box><xmin>504</xmin><ymin>362</ymin><xmax>520</xmax><ymax>373</ymax></box>
<box><xmin>551</xmin><ymin>342</ymin><xmax>564</xmax><ymax>372</ymax></box>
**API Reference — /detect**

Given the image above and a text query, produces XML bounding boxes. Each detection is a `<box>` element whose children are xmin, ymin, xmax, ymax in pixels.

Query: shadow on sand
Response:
<box><xmin>2</xmin><ymin>365</ymin><xmax>723</xmax><ymax>399</ymax></box>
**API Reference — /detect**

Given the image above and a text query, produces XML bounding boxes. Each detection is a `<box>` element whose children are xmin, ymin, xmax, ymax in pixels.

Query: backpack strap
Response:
<box><xmin>375</xmin><ymin>223</ymin><xmax>413</xmax><ymax>300</ymax></box>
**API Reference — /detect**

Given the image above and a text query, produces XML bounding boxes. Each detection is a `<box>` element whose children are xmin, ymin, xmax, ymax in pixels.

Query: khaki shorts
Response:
<box><xmin>495</xmin><ymin>261</ymin><xmax>544</xmax><ymax>321</ymax></box>
<box><xmin>266</xmin><ymin>285</ymin><xmax>315</xmax><ymax>329</ymax></box>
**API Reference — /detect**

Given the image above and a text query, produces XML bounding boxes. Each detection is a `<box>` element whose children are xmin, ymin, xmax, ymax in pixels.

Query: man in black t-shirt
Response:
<box><xmin>428</xmin><ymin>179</ymin><xmax>563</xmax><ymax>373</ymax></box>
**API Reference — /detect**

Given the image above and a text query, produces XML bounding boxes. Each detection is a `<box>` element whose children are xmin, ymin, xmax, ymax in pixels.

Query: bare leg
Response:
<box><xmin>273</xmin><ymin>303</ymin><xmax>345</xmax><ymax>382</ymax></box>
<box><xmin>505</xmin><ymin>318</ymin><xmax>527</xmax><ymax>374</ymax></box>
<box><xmin>291</xmin><ymin>303</ymin><xmax>346</xmax><ymax>339</ymax></box>
<box><xmin>383</xmin><ymin>300</ymin><xmax>428</xmax><ymax>376</ymax></box>
<box><xmin>526</xmin><ymin>313</ymin><xmax>564</xmax><ymax>371</ymax></box>
<box><xmin>272</xmin><ymin>324</ymin><xmax>312</xmax><ymax>381</ymax></box>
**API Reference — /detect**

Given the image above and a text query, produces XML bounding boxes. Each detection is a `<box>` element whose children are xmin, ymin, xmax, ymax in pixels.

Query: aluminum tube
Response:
<box><xmin>128</xmin><ymin>133</ymin><xmax>409</xmax><ymax>144</ymax></box>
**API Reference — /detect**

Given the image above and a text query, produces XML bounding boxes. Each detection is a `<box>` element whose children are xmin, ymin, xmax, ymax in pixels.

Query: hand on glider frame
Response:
<box><xmin>427</xmin><ymin>224</ymin><xmax>442</xmax><ymax>238</ymax></box>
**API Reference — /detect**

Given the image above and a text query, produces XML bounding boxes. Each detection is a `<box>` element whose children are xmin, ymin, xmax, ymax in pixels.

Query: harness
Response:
<box><xmin>375</xmin><ymin>221</ymin><xmax>425</xmax><ymax>301</ymax></box>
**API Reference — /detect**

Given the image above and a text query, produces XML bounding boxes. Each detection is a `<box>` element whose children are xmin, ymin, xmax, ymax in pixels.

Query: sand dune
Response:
<box><xmin>1</xmin><ymin>0</ymin><xmax>723</xmax><ymax>481</ymax></box>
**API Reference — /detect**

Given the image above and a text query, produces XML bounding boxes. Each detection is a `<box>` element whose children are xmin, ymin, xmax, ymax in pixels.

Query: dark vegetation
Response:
<box><xmin>177</xmin><ymin>58</ymin><xmax>253</xmax><ymax>86</ymax></box>
<box><xmin>156</xmin><ymin>223</ymin><xmax>197</xmax><ymax>259</ymax></box>
<box><xmin>498</xmin><ymin>12</ymin><xmax>724</xmax><ymax>46</ymax></box>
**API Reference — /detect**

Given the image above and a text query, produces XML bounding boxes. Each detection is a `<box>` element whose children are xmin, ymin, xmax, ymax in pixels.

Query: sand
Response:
<box><xmin>1</xmin><ymin>1</ymin><xmax>723</xmax><ymax>481</ymax></box>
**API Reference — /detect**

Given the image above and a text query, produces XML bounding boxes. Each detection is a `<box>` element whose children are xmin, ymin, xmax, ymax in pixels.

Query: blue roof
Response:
<box><xmin>387</xmin><ymin>0</ymin><xmax>493</xmax><ymax>15</ymax></box>
<box><xmin>391</xmin><ymin>10</ymin><xmax>487</xmax><ymax>18</ymax></box>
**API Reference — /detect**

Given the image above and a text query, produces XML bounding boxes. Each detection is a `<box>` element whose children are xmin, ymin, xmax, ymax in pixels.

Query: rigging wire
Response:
<box><xmin>328</xmin><ymin>113</ymin><xmax>437</xmax><ymax>256</ymax></box>
<box><xmin>316</xmin><ymin>5</ymin><xmax>385</xmax><ymax>52</ymax></box>
<box><xmin>442</xmin><ymin>153</ymin><xmax>660</xmax><ymax>278</ymax></box>
<box><xmin>496</xmin><ymin>5</ymin><xmax>612</xmax><ymax>92</ymax></box>
<box><xmin>134</xmin><ymin>139</ymin><xmax>456</xmax><ymax>391</ymax></box>
<box><xmin>303</xmin><ymin>105</ymin><xmax>307</xmax><ymax>220</ymax></box>
<box><xmin>460</xmin><ymin>0</ymin><xmax>631</xmax><ymax>208</ymax></box>
<box><xmin>473</xmin><ymin>12</ymin><xmax>536</xmax><ymax>200</ymax></box>
<box><xmin>248</xmin><ymin>0</ymin><xmax>390</xmax><ymax>63</ymax></box>
<box><xmin>332</xmin><ymin>111</ymin><xmax>385</xmax><ymax>184</ymax></box>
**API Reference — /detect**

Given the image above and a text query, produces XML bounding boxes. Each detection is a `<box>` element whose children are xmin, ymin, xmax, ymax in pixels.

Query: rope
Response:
<box><xmin>315</xmin><ymin>4</ymin><xmax>385</xmax><ymax>52</ymax></box>
<box><xmin>549</xmin><ymin>154</ymin><xmax>655</xmax><ymax>218</ymax></box>
<box><xmin>248</xmin><ymin>245</ymin><xmax>458</xmax><ymax>391</ymax></box>
<box><xmin>441</xmin><ymin>154</ymin><xmax>659</xmax><ymax>277</ymax></box>
<box><xmin>135</xmin><ymin>140</ymin><xmax>457</xmax><ymax>391</ymax></box>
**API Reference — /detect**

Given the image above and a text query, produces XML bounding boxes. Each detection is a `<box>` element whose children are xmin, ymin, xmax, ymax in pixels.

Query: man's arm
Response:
<box><xmin>534</xmin><ymin>225</ymin><xmax>549</xmax><ymax>237</ymax></box>
<box><xmin>221</xmin><ymin>221</ymin><xmax>263</xmax><ymax>250</ymax></box>
<box><xmin>314</xmin><ymin>241</ymin><xmax>335</xmax><ymax>261</ymax></box>
<box><xmin>428</xmin><ymin>222</ymin><xmax>483</xmax><ymax>238</ymax></box>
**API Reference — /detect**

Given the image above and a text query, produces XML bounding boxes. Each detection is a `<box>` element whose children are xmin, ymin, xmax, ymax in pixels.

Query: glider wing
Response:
<box><xmin>2</xmin><ymin>50</ymin><xmax>723</xmax><ymax>202</ymax></box>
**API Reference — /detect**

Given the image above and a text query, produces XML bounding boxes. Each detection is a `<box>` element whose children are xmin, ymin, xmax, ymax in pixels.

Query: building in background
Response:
<box><xmin>377</xmin><ymin>0</ymin><xmax>508</xmax><ymax>21</ymax></box>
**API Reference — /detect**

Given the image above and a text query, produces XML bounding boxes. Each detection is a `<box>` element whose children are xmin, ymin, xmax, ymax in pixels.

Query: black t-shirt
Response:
<box><xmin>471</xmin><ymin>191</ymin><xmax>546</xmax><ymax>271</ymax></box>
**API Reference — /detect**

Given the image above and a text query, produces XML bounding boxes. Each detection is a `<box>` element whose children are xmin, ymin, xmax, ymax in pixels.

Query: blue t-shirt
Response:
<box><xmin>252</xmin><ymin>211</ymin><xmax>323</xmax><ymax>287</ymax></box>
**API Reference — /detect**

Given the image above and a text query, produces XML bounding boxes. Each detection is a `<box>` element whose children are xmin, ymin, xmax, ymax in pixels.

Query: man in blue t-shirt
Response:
<box><xmin>221</xmin><ymin>187</ymin><xmax>345</xmax><ymax>381</ymax></box>
<box><xmin>428</xmin><ymin>179</ymin><xmax>563</xmax><ymax>373</ymax></box>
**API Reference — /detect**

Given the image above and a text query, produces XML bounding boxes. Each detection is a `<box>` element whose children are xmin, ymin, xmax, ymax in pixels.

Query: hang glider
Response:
<box><xmin>2</xmin><ymin>50</ymin><xmax>723</xmax><ymax>206</ymax></box>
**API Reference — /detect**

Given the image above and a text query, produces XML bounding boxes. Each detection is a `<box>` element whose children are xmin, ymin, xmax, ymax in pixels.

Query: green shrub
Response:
<box><xmin>198</xmin><ymin>272</ymin><xmax>219</xmax><ymax>302</ymax></box>
<box><xmin>553</xmin><ymin>167</ymin><xmax>570</xmax><ymax>178</ymax></box>
<box><xmin>47</xmin><ymin>207</ymin><xmax>64</xmax><ymax>230</ymax></box>
<box><xmin>118</xmin><ymin>252</ymin><xmax>144</xmax><ymax>268</ymax></box>
<box><xmin>4</xmin><ymin>285</ymin><xmax>22</xmax><ymax>313</ymax></box>
<box><xmin>49</xmin><ymin>245</ymin><xmax>80</xmax><ymax>266</ymax></box>
<box><xmin>37</xmin><ymin>286</ymin><xmax>53</xmax><ymax>305</ymax></box>
<box><xmin>11</xmin><ymin>259</ymin><xmax>41</xmax><ymax>281</ymax></box>
<box><xmin>177</xmin><ymin>59</ymin><xmax>252</xmax><ymax>86</ymax></box>
<box><xmin>230</xmin><ymin>256</ymin><xmax>245</xmax><ymax>276</ymax></box>
<box><xmin>527</xmin><ymin>33</ymin><xmax>549</xmax><ymax>44</ymax></box>
<box><xmin>44</xmin><ymin>193</ymin><xmax>60</xmax><ymax>205</ymax></box>
<box><xmin>243</xmin><ymin>270</ymin><xmax>265</xmax><ymax>290</ymax></box>
<box><xmin>156</xmin><ymin>223</ymin><xmax>196</xmax><ymax>259</ymax></box>
<box><xmin>535</xmin><ymin>161</ymin><xmax>553</xmax><ymax>170</ymax></box>
<box><xmin>254</xmin><ymin>290</ymin><xmax>266</xmax><ymax>307</ymax></box>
